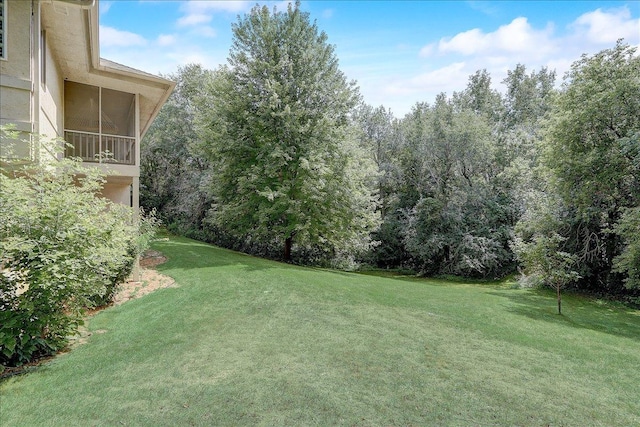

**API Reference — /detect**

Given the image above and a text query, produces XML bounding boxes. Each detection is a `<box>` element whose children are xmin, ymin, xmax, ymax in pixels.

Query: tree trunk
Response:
<box><xmin>557</xmin><ymin>285</ymin><xmax>562</xmax><ymax>315</ymax></box>
<box><xmin>284</xmin><ymin>236</ymin><xmax>293</xmax><ymax>262</ymax></box>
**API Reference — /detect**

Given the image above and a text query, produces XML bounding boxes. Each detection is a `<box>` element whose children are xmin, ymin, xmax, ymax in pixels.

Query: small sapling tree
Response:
<box><xmin>513</xmin><ymin>232</ymin><xmax>580</xmax><ymax>314</ymax></box>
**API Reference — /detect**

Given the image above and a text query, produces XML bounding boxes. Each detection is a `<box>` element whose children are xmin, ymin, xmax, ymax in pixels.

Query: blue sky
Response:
<box><xmin>99</xmin><ymin>1</ymin><xmax>640</xmax><ymax>117</ymax></box>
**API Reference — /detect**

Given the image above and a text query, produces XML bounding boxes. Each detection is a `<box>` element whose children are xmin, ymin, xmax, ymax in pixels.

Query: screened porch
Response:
<box><xmin>63</xmin><ymin>81</ymin><xmax>138</xmax><ymax>165</ymax></box>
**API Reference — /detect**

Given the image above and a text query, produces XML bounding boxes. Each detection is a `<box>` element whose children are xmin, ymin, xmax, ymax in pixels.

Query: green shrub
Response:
<box><xmin>88</xmin><ymin>210</ymin><xmax>160</xmax><ymax>308</ymax></box>
<box><xmin>0</xmin><ymin>126</ymin><xmax>156</xmax><ymax>366</ymax></box>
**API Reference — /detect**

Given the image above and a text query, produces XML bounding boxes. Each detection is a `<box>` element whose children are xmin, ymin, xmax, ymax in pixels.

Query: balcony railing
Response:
<box><xmin>64</xmin><ymin>130</ymin><xmax>136</xmax><ymax>165</ymax></box>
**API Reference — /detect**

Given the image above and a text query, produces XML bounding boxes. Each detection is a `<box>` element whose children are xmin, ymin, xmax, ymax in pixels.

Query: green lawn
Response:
<box><xmin>2</xmin><ymin>235</ymin><xmax>640</xmax><ymax>426</ymax></box>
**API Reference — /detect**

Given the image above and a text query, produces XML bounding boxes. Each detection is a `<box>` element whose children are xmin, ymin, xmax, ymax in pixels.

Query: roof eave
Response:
<box><xmin>84</xmin><ymin>4</ymin><xmax>175</xmax><ymax>138</ymax></box>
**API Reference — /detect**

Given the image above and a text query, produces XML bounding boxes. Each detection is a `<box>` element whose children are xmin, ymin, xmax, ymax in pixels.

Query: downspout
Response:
<box><xmin>30</xmin><ymin>1</ymin><xmax>35</xmax><ymax>135</ymax></box>
<box><xmin>30</xmin><ymin>0</ymin><xmax>40</xmax><ymax>161</ymax></box>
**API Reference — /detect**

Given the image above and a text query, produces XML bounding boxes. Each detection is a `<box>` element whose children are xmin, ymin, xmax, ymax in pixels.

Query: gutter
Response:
<box><xmin>55</xmin><ymin>0</ymin><xmax>95</xmax><ymax>8</ymax></box>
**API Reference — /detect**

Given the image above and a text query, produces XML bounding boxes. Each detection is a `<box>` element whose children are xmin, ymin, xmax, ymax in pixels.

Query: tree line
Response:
<box><xmin>140</xmin><ymin>3</ymin><xmax>640</xmax><ymax>302</ymax></box>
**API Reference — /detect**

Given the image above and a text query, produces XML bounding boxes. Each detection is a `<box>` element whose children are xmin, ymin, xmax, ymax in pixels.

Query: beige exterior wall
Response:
<box><xmin>98</xmin><ymin>163</ymin><xmax>140</xmax><ymax>178</ymax></box>
<box><xmin>36</xmin><ymin>29</ymin><xmax>64</xmax><ymax>162</ymax></box>
<box><xmin>0</xmin><ymin>82</ymin><xmax>31</xmax><ymax>130</ymax></box>
<box><xmin>0</xmin><ymin>1</ymin><xmax>34</xmax><ymax>160</ymax></box>
<box><xmin>0</xmin><ymin>0</ymin><xmax>31</xmax><ymax>79</ymax></box>
<box><xmin>1</xmin><ymin>2</ymin><xmax>62</xmax><ymax>162</ymax></box>
<box><xmin>101</xmin><ymin>182</ymin><xmax>133</xmax><ymax>207</ymax></box>
<box><xmin>39</xmin><ymin>31</ymin><xmax>64</xmax><ymax>138</ymax></box>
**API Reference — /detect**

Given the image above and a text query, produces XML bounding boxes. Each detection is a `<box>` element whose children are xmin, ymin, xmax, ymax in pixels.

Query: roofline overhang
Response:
<box><xmin>93</xmin><ymin>61</ymin><xmax>176</xmax><ymax>137</ymax></box>
<box><xmin>56</xmin><ymin>0</ymin><xmax>95</xmax><ymax>8</ymax></box>
<box><xmin>80</xmin><ymin>1</ymin><xmax>176</xmax><ymax>137</ymax></box>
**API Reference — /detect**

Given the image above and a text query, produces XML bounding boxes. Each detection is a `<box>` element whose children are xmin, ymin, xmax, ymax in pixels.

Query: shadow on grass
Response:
<box><xmin>490</xmin><ymin>288</ymin><xmax>640</xmax><ymax>342</ymax></box>
<box><xmin>356</xmin><ymin>269</ymin><xmax>513</xmax><ymax>289</ymax></box>
<box><xmin>151</xmin><ymin>237</ymin><xmax>275</xmax><ymax>273</ymax></box>
<box><xmin>151</xmin><ymin>235</ymin><xmax>373</xmax><ymax>279</ymax></box>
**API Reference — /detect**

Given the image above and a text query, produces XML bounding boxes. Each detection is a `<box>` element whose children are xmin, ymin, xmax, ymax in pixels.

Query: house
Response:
<box><xmin>0</xmin><ymin>0</ymin><xmax>175</xmax><ymax>211</ymax></box>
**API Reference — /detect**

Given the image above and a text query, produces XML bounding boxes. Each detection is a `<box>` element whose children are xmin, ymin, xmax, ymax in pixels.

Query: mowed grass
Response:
<box><xmin>2</xmin><ymin>236</ymin><xmax>640</xmax><ymax>426</ymax></box>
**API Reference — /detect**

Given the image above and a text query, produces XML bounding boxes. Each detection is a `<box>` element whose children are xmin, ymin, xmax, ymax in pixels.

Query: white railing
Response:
<box><xmin>64</xmin><ymin>130</ymin><xmax>136</xmax><ymax>165</ymax></box>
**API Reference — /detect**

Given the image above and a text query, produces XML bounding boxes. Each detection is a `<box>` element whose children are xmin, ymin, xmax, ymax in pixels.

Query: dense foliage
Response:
<box><xmin>361</xmin><ymin>66</ymin><xmax>555</xmax><ymax>278</ymax></box>
<box><xmin>140</xmin><ymin>64</ymin><xmax>214</xmax><ymax>238</ymax></box>
<box><xmin>139</xmin><ymin>6</ymin><xmax>639</xmax><ymax>301</ymax></box>
<box><xmin>515</xmin><ymin>41</ymin><xmax>640</xmax><ymax>301</ymax></box>
<box><xmin>1</xmin><ymin>128</ymin><xmax>157</xmax><ymax>367</ymax></box>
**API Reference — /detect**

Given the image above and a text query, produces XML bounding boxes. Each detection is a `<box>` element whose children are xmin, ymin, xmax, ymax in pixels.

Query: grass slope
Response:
<box><xmin>2</xmin><ymin>235</ymin><xmax>640</xmax><ymax>426</ymax></box>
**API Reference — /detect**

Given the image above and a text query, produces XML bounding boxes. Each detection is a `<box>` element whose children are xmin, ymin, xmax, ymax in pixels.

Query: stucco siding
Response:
<box><xmin>0</xmin><ymin>85</ymin><xmax>30</xmax><ymax>126</ymax></box>
<box><xmin>0</xmin><ymin>0</ymin><xmax>31</xmax><ymax>79</ymax></box>
<box><xmin>0</xmin><ymin>1</ymin><xmax>33</xmax><ymax>159</ymax></box>
<box><xmin>0</xmin><ymin>85</ymin><xmax>31</xmax><ymax>159</ymax></box>
<box><xmin>101</xmin><ymin>182</ymin><xmax>132</xmax><ymax>207</ymax></box>
<box><xmin>39</xmin><ymin>30</ymin><xmax>64</xmax><ymax>139</ymax></box>
<box><xmin>0</xmin><ymin>1</ymin><xmax>33</xmax><ymax>129</ymax></box>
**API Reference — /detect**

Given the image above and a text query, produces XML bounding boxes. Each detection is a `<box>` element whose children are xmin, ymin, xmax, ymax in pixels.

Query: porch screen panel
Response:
<box><xmin>64</xmin><ymin>82</ymin><xmax>100</xmax><ymax>160</ymax></box>
<box><xmin>64</xmin><ymin>81</ymin><xmax>100</xmax><ymax>133</ymax></box>
<box><xmin>64</xmin><ymin>82</ymin><xmax>136</xmax><ymax>164</ymax></box>
<box><xmin>101</xmin><ymin>88</ymin><xmax>135</xmax><ymax>164</ymax></box>
<box><xmin>101</xmin><ymin>88</ymin><xmax>135</xmax><ymax>137</ymax></box>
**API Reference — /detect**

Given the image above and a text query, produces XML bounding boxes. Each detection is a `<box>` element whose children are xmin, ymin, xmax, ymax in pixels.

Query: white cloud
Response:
<box><xmin>545</xmin><ymin>57</ymin><xmax>574</xmax><ymax>79</ymax></box>
<box><xmin>100</xmin><ymin>42</ymin><xmax>227</xmax><ymax>77</ymax></box>
<box><xmin>177</xmin><ymin>13</ymin><xmax>212</xmax><ymax>27</ymax></box>
<box><xmin>99</xmin><ymin>25</ymin><xmax>147</xmax><ymax>47</ymax></box>
<box><xmin>437</xmin><ymin>17</ymin><xmax>556</xmax><ymax>58</ymax></box>
<box><xmin>177</xmin><ymin>1</ymin><xmax>251</xmax><ymax>30</ymax></box>
<box><xmin>385</xmin><ymin>62</ymin><xmax>468</xmax><ymax>96</ymax></box>
<box><xmin>438</xmin><ymin>28</ymin><xmax>487</xmax><ymax>55</ymax></box>
<box><xmin>192</xmin><ymin>26</ymin><xmax>218</xmax><ymax>38</ymax></box>
<box><xmin>466</xmin><ymin>1</ymin><xmax>501</xmax><ymax>17</ymax></box>
<box><xmin>571</xmin><ymin>7</ymin><xmax>640</xmax><ymax>45</ymax></box>
<box><xmin>322</xmin><ymin>8</ymin><xmax>335</xmax><ymax>19</ymax></box>
<box><xmin>177</xmin><ymin>1</ymin><xmax>295</xmax><ymax>28</ymax></box>
<box><xmin>419</xmin><ymin>43</ymin><xmax>435</xmax><ymax>58</ymax></box>
<box><xmin>99</xmin><ymin>1</ymin><xmax>113</xmax><ymax>15</ymax></box>
<box><xmin>180</xmin><ymin>0</ymin><xmax>252</xmax><ymax>18</ymax></box>
<box><xmin>181</xmin><ymin>1</ymin><xmax>252</xmax><ymax>14</ymax></box>
<box><xmin>157</xmin><ymin>34</ymin><xmax>177</xmax><ymax>46</ymax></box>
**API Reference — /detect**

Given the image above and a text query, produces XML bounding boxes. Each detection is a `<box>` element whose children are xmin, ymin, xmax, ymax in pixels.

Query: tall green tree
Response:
<box><xmin>454</xmin><ymin>69</ymin><xmax>503</xmax><ymax>122</ymax></box>
<box><xmin>199</xmin><ymin>2</ymin><xmax>378</xmax><ymax>262</ymax></box>
<box><xmin>498</xmin><ymin>64</ymin><xmax>556</xmax><ymax>176</ymax></box>
<box><xmin>613</xmin><ymin>207</ymin><xmax>640</xmax><ymax>290</ymax></box>
<box><xmin>367</xmin><ymin>67</ymin><xmax>530</xmax><ymax>276</ymax></box>
<box><xmin>353</xmin><ymin>104</ymin><xmax>406</xmax><ymax>267</ymax></box>
<box><xmin>502</xmin><ymin>64</ymin><xmax>556</xmax><ymax>131</ymax></box>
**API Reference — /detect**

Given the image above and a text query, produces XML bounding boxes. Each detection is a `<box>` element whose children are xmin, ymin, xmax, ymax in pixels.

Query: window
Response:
<box><xmin>0</xmin><ymin>0</ymin><xmax>6</xmax><ymax>60</ymax></box>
